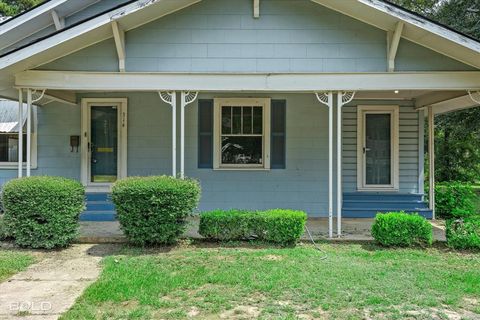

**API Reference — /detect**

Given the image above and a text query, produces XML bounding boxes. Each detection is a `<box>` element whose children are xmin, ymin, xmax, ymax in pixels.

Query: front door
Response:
<box><xmin>81</xmin><ymin>98</ymin><xmax>127</xmax><ymax>188</ymax></box>
<box><xmin>357</xmin><ymin>105</ymin><xmax>399</xmax><ymax>191</ymax></box>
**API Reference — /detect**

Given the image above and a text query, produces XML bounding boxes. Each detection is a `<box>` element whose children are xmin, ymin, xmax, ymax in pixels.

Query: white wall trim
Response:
<box><xmin>213</xmin><ymin>97</ymin><xmax>271</xmax><ymax>170</ymax></box>
<box><xmin>15</xmin><ymin>71</ymin><xmax>480</xmax><ymax>92</ymax></box>
<box><xmin>357</xmin><ymin>105</ymin><xmax>400</xmax><ymax>191</ymax></box>
<box><xmin>418</xmin><ymin>109</ymin><xmax>425</xmax><ymax>194</ymax></box>
<box><xmin>80</xmin><ymin>98</ymin><xmax>127</xmax><ymax>187</ymax></box>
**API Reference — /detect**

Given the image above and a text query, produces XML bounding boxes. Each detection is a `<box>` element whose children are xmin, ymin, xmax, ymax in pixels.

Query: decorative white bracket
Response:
<box><xmin>181</xmin><ymin>91</ymin><xmax>198</xmax><ymax>107</ymax></box>
<box><xmin>51</xmin><ymin>10</ymin><xmax>65</xmax><ymax>30</ymax></box>
<box><xmin>159</xmin><ymin>91</ymin><xmax>175</xmax><ymax>105</ymax></box>
<box><xmin>253</xmin><ymin>0</ymin><xmax>260</xmax><ymax>18</ymax></box>
<box><xmin>31</xmin><ymin>89</ymin><xmax>46</xmax><ymax>103</ymax></box>
<box><xmin>158</xmin><ymin>91</ymin><xmax>177</xmax><ymax>177</ymax></box>
<box><xmin>339</xmin><ymin>91</ymin><xmax>356</xmax><ymax>106</ymax></box>
<box><xmin>315</xmin><ymin>92</ymin><xmax>332</xmax><ymax>107</ymax></box>
<box><xmin>387</xmin><ymin>21</ymin><xmax>404</xmax><ymax>72</ymax></box>
<box><xmin>467</xmin><ymin>90</ymin><xmax>480</xmax><ymax>104</ymax></box>
<box><xmin>111</xmin><ymin>21</ymin><xmax>126</xmax><ymax>72</ymax></box>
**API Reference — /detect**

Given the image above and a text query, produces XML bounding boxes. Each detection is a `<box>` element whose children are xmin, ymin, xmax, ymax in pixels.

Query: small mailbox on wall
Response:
<box><xmin>70</xmin><ymin>135</ymin><xmax>80</xmax><ymax>152</ymax></box>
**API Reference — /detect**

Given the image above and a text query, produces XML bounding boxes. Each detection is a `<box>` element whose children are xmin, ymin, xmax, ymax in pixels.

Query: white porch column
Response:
<box><xmin>159</xmin><ymin>92</ymin><xmax>177</xmax><ymax>177</ymax></box>
<box><xmin>180</xmin><ymin>92</ymin><xmax>198</xmax><ymax>179</ymax></box>
<box><xmin>26</xmin><ymin>89</ymin><xmax>32</xmax><ymax>177</ymax></box>
<box><xmin>17</xmin><ymin>89</ymin><xmax>23</xmax><ymax>178</ymax></box>
<box><xmin>336</xmin><ymin>92</ymin><xmax>355</xmax><ymax>237</ymax></box>
<box><xmin>316</xmin><ymin>92</ymin><xmax>334</xmax><ymax>238</ymax></box>
<box><xmin>428</xmin><ymin>105</ymin><xmax>435</xmax><ymax>219</ymax></box>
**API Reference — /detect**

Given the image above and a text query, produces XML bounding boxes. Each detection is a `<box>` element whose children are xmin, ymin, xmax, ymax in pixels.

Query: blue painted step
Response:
<box><xmin>342</xmin><ymin>192</ymin><xmax>432</xmax><ymax>219</ymax></box>
<box><xmin>343</xmin><ymin>192</ymin><xmax>424</xmax><ymax>202</ymax></box>
<box><xmin>80</xmin><ymin>193</ymin><xmax>116</xmax><ymax>222</ymax></box>
<box><xmin>343</xmin><ymin>200</ymin><xmax>429</xmax><ymax>209</ymax></box>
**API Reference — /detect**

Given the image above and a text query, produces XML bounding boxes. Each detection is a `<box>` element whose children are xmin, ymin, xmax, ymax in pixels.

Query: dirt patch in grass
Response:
<box><xmin>261</xmin><ymin>254</ymin><xmax>283</xmax><ymax>261</ymax></box>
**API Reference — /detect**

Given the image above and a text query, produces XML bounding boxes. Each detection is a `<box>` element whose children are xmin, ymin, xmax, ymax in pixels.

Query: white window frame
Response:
<box><xmin>213</xmin><ymin>98</ymin><xmax>271</xmax><ymax>170</ymax></box>
<box><xmin>357</xmin><ymin>105</ymin><xmax>399</xmax><ymax>191</ymax></box>
<box><xmin>80</xmin><ymin>98</ymin><xmax>128</xmax><ymax>187</ymax></box>
<box><xmin>0</xmin><ymin>105</ymin><xmax>37</xmax><ymax>169</ymax></box>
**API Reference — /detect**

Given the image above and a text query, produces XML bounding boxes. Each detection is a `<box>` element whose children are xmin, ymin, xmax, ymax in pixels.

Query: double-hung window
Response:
<box><xmin>213</xmin><ymin>98</ymin><xmax>270</xmax><ymax>169</ymax></box>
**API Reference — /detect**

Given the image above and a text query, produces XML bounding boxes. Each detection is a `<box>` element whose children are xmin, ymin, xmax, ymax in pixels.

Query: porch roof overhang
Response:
<box><xmin>14</xmin><ymin>70</ymin><xmax>480</xmax><ymax>92</ymax></box>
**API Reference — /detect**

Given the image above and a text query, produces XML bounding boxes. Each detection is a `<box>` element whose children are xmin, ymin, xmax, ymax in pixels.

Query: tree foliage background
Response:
<box><xmin>1</xmin><ymin>0</ymin><xmax>480</xmax><ymax>183</ymax></box>
<box><xmin>390</xmin><ymin>0</ymin><xmax>480</xmax><ymax>183</ymax></box>
<box><xmin>0</xmin><ymin>0</ymin><xmax>42</xmax><ymax>17</ymax></box>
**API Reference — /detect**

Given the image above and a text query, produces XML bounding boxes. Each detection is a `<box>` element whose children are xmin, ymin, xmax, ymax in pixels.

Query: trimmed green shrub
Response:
<box><xmin>2</xmin><ymin>176</ymin><xmax>85</xmax><ymax>249</ymax></box>
<box><xmin>112</xmin><ymin>176</ymin><xmax>200</xmax><ymax>246</ymax></box>
<box><xmin>446</xmin><ymin>217</ymin><xmax>480</xmax><ymax>250</ymax></box>
<box><xmin>254</xmin><ymin>209</ymin><xmax>307</xmax><ymax>245</ymax></box>
<box><xmin>0</xmin><ymin>215</ymin><xmax>12</xmax><ymax>240</ymax></box>
<box><xmin>431</xmin><ymin>182</ymin><xmax>477</xmax><ymax>219</ymax></box>
<box><xmin>199</xmin><ymin>209</ymin><xmax>254</xmax><ymax>241</ymax></box>
<box><xmin>371</xmin><ymin>212</ymin><xmax>433</xmax><ymax>247</ymax></box>
<box><xmin>199</xmin><ymin>209</ymin><xmax>307</xmax><ymax>245</ymax></box>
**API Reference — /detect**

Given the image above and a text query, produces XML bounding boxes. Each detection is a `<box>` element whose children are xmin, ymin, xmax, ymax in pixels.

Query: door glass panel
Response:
<box><xmin>91</xmin><ymin>106</ymin><xmax>118</xmax><ymax>183</ymax></box>
<box><xmin>365</xmin><ymin>113</ymin><xmax>391</xmax><ymax>185</ymax></box>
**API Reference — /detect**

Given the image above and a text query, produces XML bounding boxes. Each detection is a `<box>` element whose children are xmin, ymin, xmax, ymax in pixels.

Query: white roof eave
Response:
<box><xmin>311</xmin><ymin>0</ymin><xmax>480</xmax><ymax>69</ymax></box>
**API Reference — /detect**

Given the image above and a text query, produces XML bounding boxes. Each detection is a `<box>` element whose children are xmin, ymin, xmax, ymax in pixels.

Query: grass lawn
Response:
<box><xmin>0</xmin><ymin>250</ymin><xmax>36</xmax><ymax>282</ymax></box>
<box><xmin>62</xmin><ymin>242</ymin><xmax>480</xmax><ymax>320</ymax></box>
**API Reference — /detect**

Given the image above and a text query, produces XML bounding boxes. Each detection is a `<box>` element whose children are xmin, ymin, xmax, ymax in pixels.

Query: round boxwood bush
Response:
<box><xmin>2</xmin><ymin>176</ymin><xmax>85</xmax><ymax>249</ymax></box>
<box><xmin>112</xmin><ymin>176</ymin><xmax>201</xmax><ymax>245</ymax></box>
<box><xmin>371</xmin><ymin>211</ymin><xmax>433</xmax><ymax>247</ymax></box>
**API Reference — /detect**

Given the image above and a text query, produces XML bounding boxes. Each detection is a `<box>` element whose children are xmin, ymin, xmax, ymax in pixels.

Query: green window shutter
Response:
<box><xmin>271</xmin><ymin>99</ymin><xmax>286</xmax><ymax>169</ymax></box>
<box><xmin>198</xmin><ymin>99</ymin><xmax>214</xmax><ymax>168</ymax></box>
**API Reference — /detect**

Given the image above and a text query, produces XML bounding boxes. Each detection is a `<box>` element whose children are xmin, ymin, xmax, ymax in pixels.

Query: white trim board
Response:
<box><xmin>15</xmin><ymin>71</ymin><xmax>480</xmax><ymax>92</ymax></box>
<box><xmin>356</xmin><ymin>105</ymin><xmax>400</xmax><ymax>191</ymax></box>
<box><xmin>80</xmin><ymin>98</ymin><xmax>127</xmax><ymax>187</ymax></box>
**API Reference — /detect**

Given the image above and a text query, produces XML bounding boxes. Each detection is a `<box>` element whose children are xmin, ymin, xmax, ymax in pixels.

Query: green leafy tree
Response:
<box><xmin>435</xmin><ymin>0</ymin><xmax>480</xmax><ymax>39</ymax></box>
<box><xmin>0</xmin><ymin>0</ymin><xmax>43</xmax><ymax>18</ymax></box>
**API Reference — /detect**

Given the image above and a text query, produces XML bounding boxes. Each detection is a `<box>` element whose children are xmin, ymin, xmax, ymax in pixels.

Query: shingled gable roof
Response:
<box><xmin>0</xmin><ymin>0</ymin><xmax>479</xmax><ymax>71</ymax></box>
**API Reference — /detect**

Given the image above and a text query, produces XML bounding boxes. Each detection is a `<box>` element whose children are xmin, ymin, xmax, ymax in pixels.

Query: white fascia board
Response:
<box><xmin>414</xmin><ymin>91</ymin><xmax>466</xmax><ymax>109</ymax></box>
<box><xmin>0</xmin><ymin>0</ymin><xmax>201</xmax><ymax>70</ymax></box>
<box><xmin>0</xmin><ymin>0</ymin><xmax>68</xmax><ymax>35</ymax></box>
<box><xmin>15</xmin><ymin>70</ymin><xmax>480</xmax><ymax>92</ymax></box>
<box><xmin>358</xmin><ymin>0</ymin><xmax>480</xmax><ymax>53</ymax></box>
<box><xmin>431</xmin><ymin>95</ymin><xmax>480</xmax><ymax>115</ymax></box>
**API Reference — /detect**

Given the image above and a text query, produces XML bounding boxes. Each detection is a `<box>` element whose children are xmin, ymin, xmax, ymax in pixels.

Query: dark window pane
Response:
<box><xmin>221</xmin><ymin>106</ymin><xmax>231</xmax><ymax>134</ymax></box>
<box><xmin>0</xmin><ymin>134</ymin><xmax>27</xmax><ymax>162</ymax></box>
<box><xmin>232</xmin><ymin>107</ymin><xmax>242</xmax><ymax>134</ymax></box>
<box><xmin>221</xmin><ymin>136</ymin><xmax>262</xmax><ymax>165</ymax></box>
<box><xmin>243</xmin><ymin>106</ymin><xmax>252</xmax><ymax>134</ymax></box>
<box><xmin>253</xmin><ymin>107</ymin><xmax>263</xmax><ymax>134</ymax></box>
<box><xmin>365</xmin><ymin>114</ymin><xmax>391</xmax><ymax>185</ymax></box>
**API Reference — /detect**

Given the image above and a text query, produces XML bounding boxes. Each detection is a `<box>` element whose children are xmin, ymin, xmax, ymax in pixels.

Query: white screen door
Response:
<box><xmin>81</xmin><ymin>98</ymin><xmax>128</xmax><ymax>188</ymax></box>
<box><xmin>357</xmin><ymin>106</ymin><xmax>399</xmax><ymax>191</ymax></box>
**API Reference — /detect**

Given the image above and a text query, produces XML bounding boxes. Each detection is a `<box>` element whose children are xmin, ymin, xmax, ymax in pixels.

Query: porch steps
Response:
<box><xmin>342</xmin><ymin>192</ymin><xmax>433</xmax><ymax>219</ymax></box>
<box><xmin>80</xmin><ymin>193</ymin><xmax>116</xmax><ymax>222</ymax></box>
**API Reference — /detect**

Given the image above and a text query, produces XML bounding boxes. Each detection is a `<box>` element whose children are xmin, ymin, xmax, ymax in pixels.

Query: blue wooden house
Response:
<box><xmin>0</xmin><ymin>0</ymin><xmax>479</xmax><ymax>237</ymax></box>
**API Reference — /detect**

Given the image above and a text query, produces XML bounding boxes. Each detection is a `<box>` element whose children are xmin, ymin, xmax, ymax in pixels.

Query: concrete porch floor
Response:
<box><xmin>78</xmin><ymin>217</ymin><xmax>447</xmax><ymax>243</ymax></box>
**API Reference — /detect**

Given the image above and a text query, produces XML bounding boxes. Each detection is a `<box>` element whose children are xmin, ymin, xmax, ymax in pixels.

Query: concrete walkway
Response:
<box><xmin>0</xmin><ymin>244</ymin><xmax>117</xmax><ymax>320</ymax></box>
<box><xmin>78</xmin><ymin>217</ymin><xmax>447</xmax><ymax>243</ymax></box>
